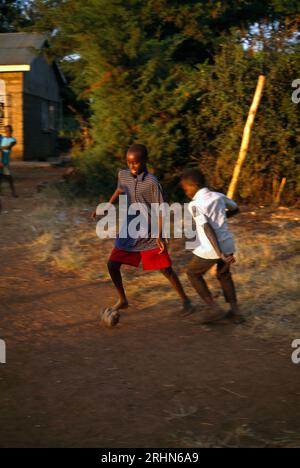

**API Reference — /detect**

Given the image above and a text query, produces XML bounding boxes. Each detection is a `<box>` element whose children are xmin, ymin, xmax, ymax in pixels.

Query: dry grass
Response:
<box><xmin>233</xmin><ymin>230</ymin><xmax>300</xmax><ymax>337</ymax></box>
<box><xmin>28</xmin><ymin>192</ymin><xmax>300</xmax><ymax>338</ymax></box>
<box><xmin>28</xmin><ymin>188</ymin><xmax>94</xmax><ymax>277</ymax></box>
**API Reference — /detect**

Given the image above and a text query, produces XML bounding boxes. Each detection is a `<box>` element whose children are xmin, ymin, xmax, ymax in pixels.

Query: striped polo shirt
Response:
<box><xmin>115</xmin><ymin>168</ymin><xmax>164</xmax><ymax>252</ymax></box>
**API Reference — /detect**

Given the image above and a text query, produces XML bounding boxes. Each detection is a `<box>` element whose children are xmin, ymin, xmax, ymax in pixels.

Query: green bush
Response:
<box><xmin>31</xmin><ymin>0</ymin><xmax>300</xmax><ymax>203</ymax></box>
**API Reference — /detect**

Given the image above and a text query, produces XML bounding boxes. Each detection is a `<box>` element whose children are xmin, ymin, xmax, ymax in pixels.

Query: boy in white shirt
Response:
<box><xmin>181</xmin><ymin>168</ymin><xmax>243</xmax><ymax>324</ymax></box>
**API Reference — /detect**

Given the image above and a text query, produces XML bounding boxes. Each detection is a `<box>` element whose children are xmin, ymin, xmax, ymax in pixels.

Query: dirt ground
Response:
<box><xmin>0</xmin><ymin>166</ymin><xmax>300</xmax><ymax>448</ymax></box>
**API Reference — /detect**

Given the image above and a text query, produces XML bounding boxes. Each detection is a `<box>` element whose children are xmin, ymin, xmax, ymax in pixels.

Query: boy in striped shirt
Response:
<box><xmin>93</xmin><ymin>144</ymin><xmax>192</xmax><ymax>314</ymax></box>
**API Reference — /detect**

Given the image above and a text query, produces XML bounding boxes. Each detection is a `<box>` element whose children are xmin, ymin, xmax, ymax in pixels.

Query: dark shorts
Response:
<box><xmin>186</xmin><ymin>255</ymin><xmax>233</xmax><ymax>276</ymax></box>
<box><xmin>186</xmin><ymin>254</ymin><xmax>237</xmax><ymax>303</ymax></box>
<box><xmin>109</xmin><ymin>247</ymin><xmax>172</xmax><ymax>271</ymax></box>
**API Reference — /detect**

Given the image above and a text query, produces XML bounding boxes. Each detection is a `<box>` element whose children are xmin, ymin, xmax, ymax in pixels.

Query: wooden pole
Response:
<box><xmin>227</xmin><ymin>75</ymin><xmax>266</xmax><ymax>199</ymax></box>
<box><xmin>274</xmin><ymin>177</ymin><xmax>286</xmax><ymax>205</ymax></box>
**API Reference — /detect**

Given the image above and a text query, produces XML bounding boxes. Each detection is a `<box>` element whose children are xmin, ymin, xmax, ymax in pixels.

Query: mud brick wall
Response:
<box><xmin>0</xmin><ymin>72</ymin><xmax>24</xmax><ymax>160</ymax></box>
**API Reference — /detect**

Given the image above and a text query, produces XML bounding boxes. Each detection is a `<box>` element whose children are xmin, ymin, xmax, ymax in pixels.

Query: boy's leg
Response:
<box><xmin>160</xmin><ymin>267</ymin><xmax>192</xmax><ymax>312</ymax></box>
<box><xmin>0</xmin><ymin>172</ymin><xmax>4</xmax><ymax>213</ymax></box>
<box><xmin>107</xmin><ymin>260</ymin><xmax>129</xmax><ymax>311</ymax></box>
<box><xmin>0</xmin><ymin>175</ymin><xmax>2</xmax><ymax>213</ymax></box>
<box><xmin>107</xmin><ymin>248</ymin><xmax>142</xmax><ymax>310</ymax></box>
<box><xmin>186</xmin><ymin>256</ymin><xmax>226</xmax><ymax>319</ymax></box>
<box><xmin>141</xmin><ymin>248</ymin><xmax>192</xmax><ymax>312</ymax></box>
<box><xmin>7</xmin><ymin>175</ymin><xmax>18</xmax><ymax>197</ymax></box>
<box><xmin>216</xmin><ymin>261</ymin><xmax>244</xmax><ymax>323</ymax></box>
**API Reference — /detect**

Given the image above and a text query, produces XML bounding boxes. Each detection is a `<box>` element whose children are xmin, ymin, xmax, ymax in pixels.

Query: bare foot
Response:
<box><xmin>225</xmin><ymin>309</ymin><xmax>246</xmax><ymax>324</ymax></box>
<box><xmin>200</xmin><ymin>307</ymin><xmax>227</xmax><ymax>324</ymax></box>
<box><xmin>110</xmin><ymin>299</ymin><xmax>129</xmax><ymax>311</ymax></box>
<box><xmin>180</xmin><ymin>299</ymin><xmax>195</xmax><ymax>316</ymax></box>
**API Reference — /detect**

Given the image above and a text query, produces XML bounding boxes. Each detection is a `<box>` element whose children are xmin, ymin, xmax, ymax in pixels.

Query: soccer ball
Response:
<box><xmin>101</xmin><ymin>308</ymin><xmax>120</xmax><ymax>328</ymax></box>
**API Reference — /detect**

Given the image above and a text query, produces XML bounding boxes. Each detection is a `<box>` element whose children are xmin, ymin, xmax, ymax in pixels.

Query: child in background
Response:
<box><xmin>0</xmin><ymin>161</ymin><xmax>3</xmax><ymax>213</ymax></box>
<box><xmin>0</xmin><ymin>125</ymin><xmax>18</xmax><ymax>198</ymax></box>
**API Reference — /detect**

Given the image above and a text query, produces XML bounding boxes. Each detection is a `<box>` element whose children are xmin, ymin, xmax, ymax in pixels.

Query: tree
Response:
<box><xmin>0</xmin><ymin>0</ymin><xmax>33</xmax><ymax>32</ymax></box>
<box><xmin>24</xmin><ymin>1</ymin><xmax>300</xmax><ymax>202</ymax></box>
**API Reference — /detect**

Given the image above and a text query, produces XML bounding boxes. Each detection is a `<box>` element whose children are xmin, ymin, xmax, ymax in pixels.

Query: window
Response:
<box><xmin>49</xmin><ymin>104</ymin><xmax>56</xmax><ymax>131</ymax></box>
<box><xmin>0</xmin><ymin>81</ymin><xmax>12</xmax><ymax>132</ymax></box>
<box><xmin>0</xmin><ymin>79</ymin><xmax>6</xmax><ymax>131</ymax></box>
<box><xmin>41</xmin><ymin>101</ymin><xmax>57</xmax><ymax>132</ymax></box>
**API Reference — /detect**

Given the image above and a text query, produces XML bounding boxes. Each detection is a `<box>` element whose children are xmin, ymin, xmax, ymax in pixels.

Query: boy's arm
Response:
<box><xmin>224</xmin><ymin>195</ymin><xmax>240</xmax><ymax>219</ymax></box>
<box><xmin>9</xmin><ymin>141</ymin><xmax>16</xmax><ymax>150</ymax></box>
<box><xmin>226</xmin><ymin>207</ymin><xmax>240</xmax><ymax>219</ymax></box>
<box><xmin>108</xmin><ymin>187</ymin><xmax>123</xmax><ymax>204</ymax></box>
<box><xmin>203</xmin><ymin>222</ymin><xmax>235</xmax><ymax>264</ymax></box>
<box><xmin>91</xmin><ymin>187</ymin><xmax>123</xmax><ymax>219</ymax></box>
<box><xmin>152</xmin><ymin>182</ymin><xmax>166</xmax><ymax>254</ymax></box>
<box><xmin>157</xmin><ymin>212</ymin><xmax>165</xmax><ymax>254</ymax></box>
<box><xmin>2</xmin><ymin>141</ymin><xmax>16</xmax><ymax>150</ymax></box>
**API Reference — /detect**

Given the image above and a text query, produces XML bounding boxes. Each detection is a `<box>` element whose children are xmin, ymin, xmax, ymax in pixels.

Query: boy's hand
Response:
<box><xmin>157</xmin><ymin>237</ymin><xmax>165</xmax><ymax>254</ymax></box>
<box><xmin>220</xmin><ymin>253</ymin><xmax>236</xmax><ymax>265</ymax></box>
<box><xmin>91</xmin><ymin>202</ymin><xmax>111</xmax><ymax>220</ymax></box>
<box><xmin>226</xmin><ymin>208</ymin><xmax>240</xmax><ymax>219</ymax></box>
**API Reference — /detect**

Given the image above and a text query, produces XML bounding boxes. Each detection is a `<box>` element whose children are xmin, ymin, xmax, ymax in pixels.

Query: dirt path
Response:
<box><xmin>0</xmin><ymin>167</ymin><xmax>299</xmax><ymax>448</ymax></box>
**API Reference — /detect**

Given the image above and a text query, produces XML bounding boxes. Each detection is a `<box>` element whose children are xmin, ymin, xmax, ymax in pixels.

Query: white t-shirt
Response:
<box><xmin>188</xmin><ymin>188</ymin><xmax>237</xmax><ymax>259</ymax></box>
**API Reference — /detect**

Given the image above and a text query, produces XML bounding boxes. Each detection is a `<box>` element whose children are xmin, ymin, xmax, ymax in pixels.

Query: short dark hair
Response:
<box><xmin>127</xmin><ymin>144</ymin><xmax>148</xmax><ymax>161</ymax></box>
<box><xmin>181</xmin><ymin>168</ymin><xmax>206</xmax><ymax>188</ymax></box>
<box><xmin>5</xmin><ymin>125</ymin><xmax>13</xmax><ymax>132</ymax></box>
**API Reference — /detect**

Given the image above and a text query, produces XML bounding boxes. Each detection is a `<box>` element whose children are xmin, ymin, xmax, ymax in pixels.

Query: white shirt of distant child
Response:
<box><xmin>188</xmin><ymin>187</ymin><xmax>237</xmax><ymax>260</ymax></box>
<box><xmin>0</xmin><ymin>134</ymin><xmax>17</xmax><ymax>175</ymax></box>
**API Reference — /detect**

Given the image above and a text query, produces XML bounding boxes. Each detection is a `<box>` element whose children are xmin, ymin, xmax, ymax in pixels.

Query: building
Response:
<box><xmin>0</xmin><ymin>32</ymin><xmax>65</xmax><ymax>160</ymax></box>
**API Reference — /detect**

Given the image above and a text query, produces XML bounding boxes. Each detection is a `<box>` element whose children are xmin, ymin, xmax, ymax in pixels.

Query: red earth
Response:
<box><xmin>0</xmin><ymin>166</ymin><xmax>299</xmax><ymax>448</ymax></box>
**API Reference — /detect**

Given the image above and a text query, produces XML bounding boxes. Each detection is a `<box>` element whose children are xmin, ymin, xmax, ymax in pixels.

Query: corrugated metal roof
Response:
<box><xmin>0</xmin><ymin>33</ymin><xmax>47</xmax><ymax>65</ymax></box>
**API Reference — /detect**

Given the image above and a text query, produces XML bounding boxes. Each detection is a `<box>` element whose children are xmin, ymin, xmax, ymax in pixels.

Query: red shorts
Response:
<box><xmin>109</xmin><ymin>247</ymin><xmax>172</xmax><ymax>271</ymax></box>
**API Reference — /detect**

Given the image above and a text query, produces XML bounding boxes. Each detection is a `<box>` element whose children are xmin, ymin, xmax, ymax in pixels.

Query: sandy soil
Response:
<box><xmin>0</xmin><ymin>167</ymin><xmax>299</xmax><ymax>448</ymax></box>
